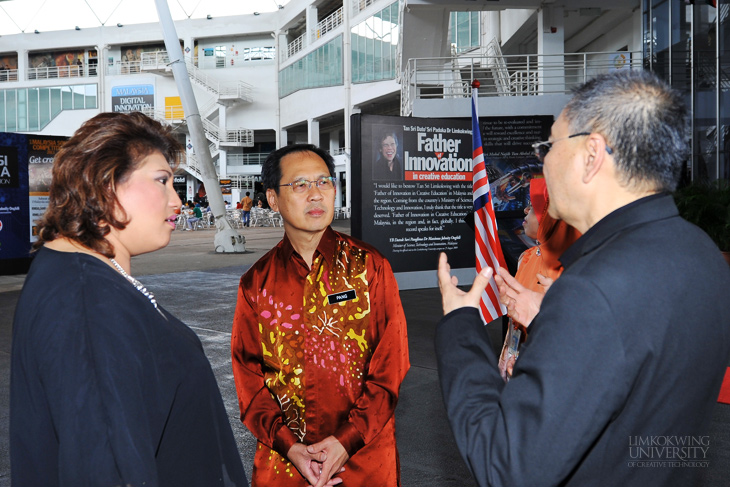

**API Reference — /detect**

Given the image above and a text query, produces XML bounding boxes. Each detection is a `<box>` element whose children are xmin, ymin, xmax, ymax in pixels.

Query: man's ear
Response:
<box><xmin>266</xmin><ymin>188</ymin><xmax>279</xmax><ymax>211</ymax></box>
<box><xmin>583</xmin><ymin>134</ymin><xmax>609</xmax><ymax>184</ymax></box>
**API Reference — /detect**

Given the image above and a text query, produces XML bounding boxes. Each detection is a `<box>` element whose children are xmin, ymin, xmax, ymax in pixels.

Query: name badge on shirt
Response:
<box><xmin>327</xmin><ymin>290</ymin><xmax>357</xmax><ymax>305</ymax></box>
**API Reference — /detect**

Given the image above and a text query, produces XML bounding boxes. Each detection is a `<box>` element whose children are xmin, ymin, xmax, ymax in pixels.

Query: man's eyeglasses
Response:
<box><xmin>279</xmin><ymin>176</ymin><xmax>337</xmax><ymax>193</ymax></box>
<box><xmin>531</xmin><ymin>132</ymin><xmax>613</xmax><ymax>163</ymax></box>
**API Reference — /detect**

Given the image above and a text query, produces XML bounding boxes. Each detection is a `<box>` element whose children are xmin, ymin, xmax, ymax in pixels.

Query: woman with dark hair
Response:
<box><xmin>10</xmin><ymin>112</ymin><xmax>248</xmax><ymax>487</ymax></box>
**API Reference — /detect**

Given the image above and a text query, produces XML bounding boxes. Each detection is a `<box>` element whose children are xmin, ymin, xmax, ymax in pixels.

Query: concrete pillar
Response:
<box><xmin>306</xmin><ymin>5</ymin><xmax>318</xmax><ymax>45</ymax></box>
<box><xmin>279</xmin><ymin>128</ymin><xmax>288</xmax><ymax>147</ymax></box>
<box><xmin>307</xmin><ymin>118</ymin><xmax>320</xmax><ymax>146</ymax></box>
<box><xmin>278</xmin><ymin>32</ymin><xmax>288</xmax><ymax>60</ymax></box>
<box><xmin>484</xmin><ymin>11</ymin><xmax>500</xmax><ymax>45</ymax></box>
<box><xmin>218</xmin><ymin>148</ymin><xmax>227</xmax><ymax>178</ymax></box>
<box><xmin>537</xmin><ymin>6</ymin><xmax>565</xmax><ymax>94</ymax></box>
<box><xmin>18</xmin><ymin>49</ymin><xmax>27</xmax><ymax>79</ymax></box>
<box><xmin>218</xmin><ymin>104</ymin><xmax>227</xmax><ymax>130</ymax></box>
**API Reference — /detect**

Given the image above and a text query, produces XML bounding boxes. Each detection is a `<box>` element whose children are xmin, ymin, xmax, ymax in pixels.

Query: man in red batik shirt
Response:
<box><xmin>231</xmin><ymin>144</ymin><xmax>409</xmax><ymax>487</ymax></box>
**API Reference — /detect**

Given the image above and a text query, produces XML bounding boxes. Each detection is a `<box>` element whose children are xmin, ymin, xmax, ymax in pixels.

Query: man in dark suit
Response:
<box><xmin>435</xmin><ymin>70</ymin><xmax>730</xmax><ymax>486</ymax></box>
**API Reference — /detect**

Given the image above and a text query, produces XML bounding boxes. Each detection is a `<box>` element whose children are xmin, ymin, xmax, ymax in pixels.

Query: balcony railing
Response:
<box><xmin>27</xmin><ymin>64</ymin><xmax>94</xmax><ymax>80</ymax></box>
<box><xmin>287</xmin><ymin>33</ymin><xmax>306</xmax><ymax>59</ymax></box>
<box><xmin>313</xmin><ymin>7</ymin><xmax>343</xmax><ymax>43</ymax></box>
<box><xmin>0</xmin><ymin>69</ymin><xmax>19</xmax><ymax>82</ymax></box>
<box><xmin>228</xmin><ymin>153</ymin><xmax>268</xmax><ymax>166</ymax></box>
<box><xmin>352</xmin><ymin>0</ymin><xmax>384</xmax><ymax>15</ymax></box>
<box><xmin>400</xmin><ymin>50</ymin><xmax>643</xmax><ymax>116</ymax></box>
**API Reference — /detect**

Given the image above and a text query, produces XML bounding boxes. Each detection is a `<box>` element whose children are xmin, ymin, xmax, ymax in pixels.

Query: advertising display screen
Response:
<box><xmin>351</xmin><ymin>114</ymin><xmax>551</xmax><ymax>282</ymax></box>
<box><xmin>0</xmin><ymin>133</ymin><xmax>66</xmax><ymax>274</ymax></box>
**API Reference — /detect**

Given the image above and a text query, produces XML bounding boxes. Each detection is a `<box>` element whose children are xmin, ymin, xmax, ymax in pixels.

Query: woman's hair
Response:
<box><xmin>34</xmin><ymin>112</ymin><xmax>182</xmax><ymax>257</ymax></box>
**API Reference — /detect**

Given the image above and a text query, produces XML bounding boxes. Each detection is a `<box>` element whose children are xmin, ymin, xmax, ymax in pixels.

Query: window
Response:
<box><xmin>351</xmin><ymin>1</ymin><xmax>399</xmax><ymax>83</ymax></box>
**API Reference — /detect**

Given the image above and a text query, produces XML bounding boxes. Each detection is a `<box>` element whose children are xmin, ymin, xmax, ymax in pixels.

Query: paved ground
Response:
<box><xmin>0</xmin><ymin>221</ymin><xmax>482</xmax><ymax>486</ymax></box>
<box><xmin>1</xmin><ymin>221</ymin><xmax>728</xmax><ymax>486</ymax></box>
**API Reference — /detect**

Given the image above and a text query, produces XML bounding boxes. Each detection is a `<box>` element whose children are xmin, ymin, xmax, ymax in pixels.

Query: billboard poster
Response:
<box><xmin>0</xmin><ymin>133</ymin><xmax>67</xmax><ymax>275</ymax></box>
<box><xmin>480</xmin><ymin>115</ymin><xmax>552</xmax><ymax>216</ymax></box>
<box><xmin>352</xmin><ymin>114</ymin><xmax>475</xmax><ymax>275</ymax></box>
<box><xmin>0</xmin><ymin>133</ymin><xmax>31</xmax><ymax>273</ymax></box>
<box><xmin>351</xmin><ymin>114</ymin><xmax>552</xmax><ymax>283</ymax></box>
<box><xmin>111</xmin><ymin>84</ymin><xmax>154</xmax><ymax>113</ymax></box>
<box><xmin>28</xmin><ymin>136</ymin><xmax>67</xmax><ymax>241</ymax></box>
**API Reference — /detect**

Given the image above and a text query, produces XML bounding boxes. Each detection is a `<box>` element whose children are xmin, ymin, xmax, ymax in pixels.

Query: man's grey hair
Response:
<box><xmin>563</xmin><ymin>70</ymin><xmax>690</xmax><ymax>192</ymax></box>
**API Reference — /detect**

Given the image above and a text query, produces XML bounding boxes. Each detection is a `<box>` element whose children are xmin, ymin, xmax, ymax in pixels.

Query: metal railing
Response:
<box><xmin>178</xmin><ymin>151</ymin><xmax>203</xmax><ymax>179</ymax></box>
<box><xmin>202</xmin><ymin>118</ymin><xmax>254</xmax><ymax>146</ymax></box>
<box><xmin>107</xmin><ymin>52</ymin><xmax>253</xmax><ymax>103</ymax></box>
<box><xmin>140</xmin><ymin>51</ymin><xmax>170</xmax><ymax>70</ymax></box>
<box><xmin>287</xmin><ymin>33</ymin><xmax>306</xmax><ymax>59</ymax></box>
<box><xmin>28</xmin><ymin>64</ymin><xmax>92</xmax><ymax>80</ymax></box>
<box><xmin>352</xmin><ymin>0</ymin><xmax>384</xmax><ymax>15</ymax></box>
<box><xmin>124</xmin><ymin>104</ymin><xmax>252</xmax><ymax>151</ymax></box>
<box><xmin>313</xmin><ymin>7</ymin><xmax>343</xmax><ymax>43</ymax></box>
<box><xmin>185</xmin><ymin>58</ymin><xmax>253</xmax><ymax>102</ymax></box>
<box><xmin>136</xmin><ymin>106</ymin><xmax>185</xmax><ymax>123</ymax></box>
<box><xmin>228</xmin><ymin>153</ymin><xmax>268</xmax><ymax>166</ymax></box>
<box><xmin>0</xmin><ymin>69</ymin><xmax>19</xmax><ymax>82</ymax></box>
<box><xmin>401</xmin><ymin>49</ymin><xmax>643</xmax><ymax>116</ymax></box>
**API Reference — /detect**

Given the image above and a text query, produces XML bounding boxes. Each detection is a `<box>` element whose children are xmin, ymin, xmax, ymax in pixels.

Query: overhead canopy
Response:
<box><xmin>0</xmin><ymin>0</ymin><xmax>290</xmax><ymax>35</ymax></box>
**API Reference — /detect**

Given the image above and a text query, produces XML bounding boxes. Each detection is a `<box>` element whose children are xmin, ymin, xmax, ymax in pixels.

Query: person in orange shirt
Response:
<box><xmin>231</xmin><ymin>144</ymin><xmax>409</xmax><ymax>487</ymax></box>
<box><xmin>497</xmin><ymin>177</ymin><xmax>581</xmax><ymax>380</ymax></box>
<box><xmin>240</xmin><ymin>191</ymin><xmax>253</xmax><ymax>227</ymax></box>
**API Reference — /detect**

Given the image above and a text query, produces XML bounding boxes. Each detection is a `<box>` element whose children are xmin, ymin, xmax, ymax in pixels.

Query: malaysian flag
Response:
<box><xmin>471</xmin><ymin>81</ymin><xmax>507</xmax><ymax>323</ymax></box>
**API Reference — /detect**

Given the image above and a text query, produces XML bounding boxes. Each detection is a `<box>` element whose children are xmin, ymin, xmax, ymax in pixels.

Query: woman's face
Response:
<box><xmin>380</xmin><ymin>136</ymin><xmax>397</xmax><ymax>163</ymax></box>
<box><xmin>523</xmin><ymin>204</ymin><xmax>539</xmax><ymax>240</ymax></box>
<box><xmin>107</xmin><ymin>151</ymin><xmax>181</xmax><ymax>261</ymax></box>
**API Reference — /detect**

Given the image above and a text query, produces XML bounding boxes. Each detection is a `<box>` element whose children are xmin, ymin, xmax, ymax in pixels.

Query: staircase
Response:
<box><xmin>137</xmin><ymin>51</ymin><xmax>255</xmax><ymax>179</ymax></box>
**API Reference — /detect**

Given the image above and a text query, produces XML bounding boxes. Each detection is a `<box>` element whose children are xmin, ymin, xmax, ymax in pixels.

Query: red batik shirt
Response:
<box><xmin>231</xmin><ymin>227</ymin><xmax>410</xmax><ymax>487</ymax></box>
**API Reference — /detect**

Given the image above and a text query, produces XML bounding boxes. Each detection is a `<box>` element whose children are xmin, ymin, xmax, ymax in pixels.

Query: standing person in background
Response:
<box><xmin>241</xmin><ymin>191</ymin><xmax>253</xmax><ymax>227</ymax></box>
<box><xmin>232</xmin><ymin>143</ymin><xmax>409</xmax><ymax>487</ymax></box>
<box><xmin>10</xmin><ymin>112</ymin><xmax>248</xmax><ymax>487</ymax></box>
<box><xmin>497</xmin><ymin>177</ymin><xmax>581</xmax><ymax>380</ymax></box>
<box><xmin>435</xmin><ymin>70</ymin><xmax>730</xmax><ymax>487</ymax></box>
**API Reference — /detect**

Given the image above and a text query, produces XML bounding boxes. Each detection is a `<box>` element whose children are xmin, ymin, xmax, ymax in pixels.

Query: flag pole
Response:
<box><xmin>471</xmin><ymin>79</ymin><xmax>508</xmax><ymax>324</ymax></box>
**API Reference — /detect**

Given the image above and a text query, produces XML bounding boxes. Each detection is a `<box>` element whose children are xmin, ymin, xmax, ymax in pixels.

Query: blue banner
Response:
<box><xmin>0</xmin><ymin>132</ymin><xmax>31</xmax><ymax>266</ymax></box>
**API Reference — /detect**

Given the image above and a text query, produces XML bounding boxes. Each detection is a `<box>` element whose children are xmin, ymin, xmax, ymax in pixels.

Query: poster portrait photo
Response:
<box><xmin>372</xmin><ymin>128</ymin><xmax>404</xmax><ymax>180</ymax></box>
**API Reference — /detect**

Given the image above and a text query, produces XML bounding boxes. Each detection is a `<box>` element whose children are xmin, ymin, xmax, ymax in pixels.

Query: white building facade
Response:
<box><xmin>7</xmin><ymin>0</ymin><xmax>720</xmax><ymax>208</ymax></box>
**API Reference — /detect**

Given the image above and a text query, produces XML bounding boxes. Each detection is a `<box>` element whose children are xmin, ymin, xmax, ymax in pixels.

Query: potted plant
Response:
<box><xmin>674</xmin><ymin>179</ymin><xmax>730</xmax><ymax>264</ymax></box>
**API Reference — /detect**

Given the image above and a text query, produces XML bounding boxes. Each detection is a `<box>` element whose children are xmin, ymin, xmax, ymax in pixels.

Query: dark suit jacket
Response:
<box><xmin>436</xmin><ymin>193</ymin><xmax>730</xmax><ymax>487</ymax></box>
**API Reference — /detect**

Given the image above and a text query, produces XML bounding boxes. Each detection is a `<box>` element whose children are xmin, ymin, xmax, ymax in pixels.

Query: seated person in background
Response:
<box><xmin>497</xmin><ymin>177</ymin><xmax>581</xmax><ymax>380</ymax></box>
<box><xmin>185</xmin><ymin>202</ymin><xmax>202</xmax><ymax>230</ymax></box>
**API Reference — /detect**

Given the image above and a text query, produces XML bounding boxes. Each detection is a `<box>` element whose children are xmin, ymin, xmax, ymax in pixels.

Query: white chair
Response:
<box><xmin>270</xmin><ymin>211</ymin><xmax>284</xmax><ymax>227</ymax></box>
<box><xmin>250</xmin><ymin>208</ymin><xmax>265</xmax><ymax>227</ymax></box>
